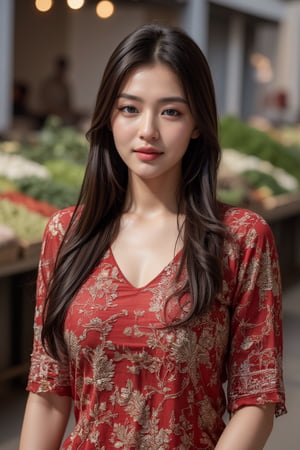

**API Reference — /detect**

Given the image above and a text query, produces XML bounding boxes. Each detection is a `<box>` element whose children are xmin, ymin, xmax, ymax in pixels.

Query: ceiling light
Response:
<box><xmin>66</xmin><ymin>0</ymin><xmax>85</xmax><ymax>10</ymax></box>
<box><xmin>35</xmin><ymin>0</ymin><xmax>53</xmax><ymax>12</ymax></box>
<box><xmin>96</xmin><ymin>1</ymin><xmax>114</xmax><ymax>19</ymax></box>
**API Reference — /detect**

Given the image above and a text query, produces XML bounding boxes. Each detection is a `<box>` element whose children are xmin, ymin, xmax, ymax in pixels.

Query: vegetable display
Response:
<box><xmin>0</xmin><ymin>153</ymin><xmax>50</xmax><ymax>180</ymax></box>
<box><xmin>19</xmin><ymin>116</ymin><xmax>89</xmax><ymax>165</ymax></box>
<box><xmin>0</xmin><ymin>198</ymin><xmax>48</xmax><ymax>241</ymax></box>
<box><xmin>219</xmin><ymin>148</ymin><xmax>299</xmax><ymax>199</ymax></box>
<box><xmin>15</xmin><ymin>177</ymin><xmax>80</xmax><ymax>210</ymax></box>
<box><xmin>0</xmin><ymin>191</ymin><xmax>58</xmax><ymax>217</ymax></box>
<box><xmin>1</xmin><ymin>114</ymin><xmax>300</xmax><ymax>262</ymax></box>
<box><xmin>219</xmin><ymin>116</ymin><xmax>300</xmax><ymax>182</ymax></box>
<box><xmin>44</xmin><ymin>159</ymin><xmax>85</xmax><ymax>187</ymax></box>
<box><xmin>0</xmin><ymin>117</ymin><xmax>87</xmax><ymax>254</ymax></box>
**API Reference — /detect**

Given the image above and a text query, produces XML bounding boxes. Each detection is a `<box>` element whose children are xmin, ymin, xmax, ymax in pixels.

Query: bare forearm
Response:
<box><xmin>19</xmin><ymin>391</ymin><xmax>72</xmax><ymax>450</ymax></box>
<box><xmin>215</xmin><ymin>404</ymin><xmax>275</xmax><ymax>450</ymax></box>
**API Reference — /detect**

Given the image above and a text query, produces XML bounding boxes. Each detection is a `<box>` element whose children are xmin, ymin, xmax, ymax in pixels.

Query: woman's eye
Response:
<box><xmin>119</xmin><ymin>105</ymin><xmax>138</xmax><ymax>114</ymax></box>
<box><xmin>162</xmin><ymin>109</ymin><xmax>180</xmax><ymax>117</ymax></box>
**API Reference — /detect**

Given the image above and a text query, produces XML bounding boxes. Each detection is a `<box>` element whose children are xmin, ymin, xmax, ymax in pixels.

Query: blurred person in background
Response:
<box><xmin>20</xmin><ymin>24</ymin><xmax>286</xmax><ymax>449</ymax></box>
<box><xmin>38</xmin><ymin>56</ymin><xmax>74</xmax><ymax>126</ymax></box>
<box><xmin>13</xmin><ymin>81</ymin><xmax>31</xmax><ymax>117</ymax></box>
<box><xmin>10</xmin><ymin>80</ymin><xmax>39</xmax><ymax>136</ymax></box>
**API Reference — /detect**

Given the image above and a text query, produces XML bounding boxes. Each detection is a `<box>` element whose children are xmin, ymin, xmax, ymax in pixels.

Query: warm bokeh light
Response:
<box><xmin>35</xmin><ymin>0</ymin><xmax>53</xmax><ymax>12</ymax></box>
<box><xmin>67</xmin><ymin>0</ymin><xmax>85</xmax><ymax>10</ymax></box>
<box><xmin>250</xmin><ymin>52</ymin><xmax>273</xmax><ymax>83</ymax></box>
<box><xmin>96</xmin><ymin>1</ymin><xmax>114</xmax><ymax>19</ymax></box>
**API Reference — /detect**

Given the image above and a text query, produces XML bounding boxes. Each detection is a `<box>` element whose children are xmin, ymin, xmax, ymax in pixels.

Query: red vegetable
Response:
<box><xmin>0</xmin><ymin>191</ymin><xmax>58</xmax><ymax>217</ymax></box>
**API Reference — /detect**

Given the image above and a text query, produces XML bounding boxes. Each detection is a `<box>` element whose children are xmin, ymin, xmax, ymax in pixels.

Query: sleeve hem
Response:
<box><xmin>26</xmin><ymin>382</ymin><xmax>72</xmax><ymax>398</ymax></box>
<box><xmin>228</xmin><ymin>393</ymin><xmax>287</xmax><ymax>417</ymax></box>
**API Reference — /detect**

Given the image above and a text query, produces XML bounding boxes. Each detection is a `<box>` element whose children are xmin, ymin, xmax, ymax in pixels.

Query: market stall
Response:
<box><xmin>1</xmin><ymin>115</ymin><xmax>300</xmax><ymax>380</ymax></box>
<box><xmin>0</xmin><ymin>117</ymin><xmax>88</xmax><ymax>381</ymax></box>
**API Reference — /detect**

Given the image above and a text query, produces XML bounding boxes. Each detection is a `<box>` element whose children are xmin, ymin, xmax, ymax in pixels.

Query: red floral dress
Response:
<box><xmin>27</xmin><ymin>205</ymin><xmax>286</xmax><ymax>449</ymax></box>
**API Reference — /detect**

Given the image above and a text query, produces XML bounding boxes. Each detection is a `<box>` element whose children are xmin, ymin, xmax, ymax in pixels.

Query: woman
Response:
<box><xmin>20</xmin><ymin>24</ymin><xmax>286</xmax><ymax>449</ymax></box>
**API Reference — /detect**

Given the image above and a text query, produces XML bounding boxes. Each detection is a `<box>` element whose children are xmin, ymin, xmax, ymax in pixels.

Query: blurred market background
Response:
<box><xmin>0</xmin><ymin>0</ymin><xmax>299</xmax><ymax>448</ymax></box>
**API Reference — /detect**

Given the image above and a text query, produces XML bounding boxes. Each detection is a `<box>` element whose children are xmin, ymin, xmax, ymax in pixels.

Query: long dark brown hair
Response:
<box><xmin>42</xmin><ymin>24</ymin><xmax>226</xmax><ymax>361</ymax></box>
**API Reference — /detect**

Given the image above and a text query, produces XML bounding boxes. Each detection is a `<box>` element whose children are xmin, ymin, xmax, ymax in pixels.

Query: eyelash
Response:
<box><xmin>162</xmin><ymin>109</ymin><xmax>180</xmax><ymax>117</ymax></box>
<box><xmin>118</xmin><ymin>105</ymin><xmax>138</xmax><ymax>114</ymax></box>
<box><xmin>118</xmin><ymin>106</ymin><xmax>181</xmax><ymax>117</ymax></box>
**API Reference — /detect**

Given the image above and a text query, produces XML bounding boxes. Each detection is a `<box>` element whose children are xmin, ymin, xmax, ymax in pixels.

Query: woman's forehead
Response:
<box><xmin>118</xmin><ymin>63</ymin><xmax>186</xmax><ymax>99</ymax></box>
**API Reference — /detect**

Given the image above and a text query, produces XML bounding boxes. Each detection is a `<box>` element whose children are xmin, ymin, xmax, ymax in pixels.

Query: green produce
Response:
<box><xmin>241</xmin><ymin>169</ymin><xmax>289</xmax><ymax>196</ymax></box>
<box><xmin>276</xmin><ymin>126</ymin><xmax>300</xmax><ymax>147</ymax></box>
<box><xmin>20</xmin><ymin>116</ymin><xmax>89</xmax><ymax>165</ymax></box>
<box><xmin>217</xmin><ymin>187</ymin><xmax>247</xmax><ymax>206</ymax></box>
<box><xmin>219</xmin><ymin>116</ymin><xmax>300</xmax><ymax>182</ymax></box>
<box><xmin>0</xmin><ymin>198</ymin><xmax>48</xmax><ymax>241</ymax></box>
<box><xmin>0</xmin><ymin>177</ymin><xmax>16</xmax><ymax>193</ymax></box>
<box><xmin>15</xmin><ymin>177</ymin><xmax>80</xmax><ymax>209</ymax></box>
<box><xmin>44</xmin><ymin>159</ymin><xmax>85</xmax><ymax>187</ymax></box>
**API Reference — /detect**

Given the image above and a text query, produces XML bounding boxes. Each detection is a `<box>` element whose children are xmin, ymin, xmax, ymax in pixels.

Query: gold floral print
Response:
<box><xmin>27</xmin><ymin>205</ymin><xmax>286</xmax><ymax>449</ymax></box>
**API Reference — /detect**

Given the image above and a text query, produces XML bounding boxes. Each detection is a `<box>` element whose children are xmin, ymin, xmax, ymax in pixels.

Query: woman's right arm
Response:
<box><xmin>19</xmin><ymin>391</ymin><xmax>72</xmax><ymax>450</ymax></box>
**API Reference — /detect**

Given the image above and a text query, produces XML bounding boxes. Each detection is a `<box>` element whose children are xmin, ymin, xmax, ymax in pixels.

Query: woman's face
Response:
<box><xmin>110</xmin><ymin>63</ymin><xmax>199</xmax><ymax>183</ymax></box>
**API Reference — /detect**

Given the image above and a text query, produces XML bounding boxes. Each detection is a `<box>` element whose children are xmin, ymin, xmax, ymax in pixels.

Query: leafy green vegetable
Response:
<box><xmin>241</xmin><ymin>169</ymin><xmax>289</xmax><ymax>196</ymax></box>
<box><xmin>44</xmin><ymin>159</ymin><xmax>85</xmax><ymax>187</ymax></box>
<box><xmin>15</xmin><ymin>177</ymin><xmax>80</xmax><ymax>209</ymax></box>
<box><xmin>219</xmin><ymin>116</ymin><xmax>300</xmax><ymax>182</ymax></box>
<box><xmin>217</xmin><ymin>187</ymin><xmax>247</xmax><ymax>205</ymax></box>
<box><xmin>0</xmin><ymin>198</ymin><xmax>48</xmax><ymax>241</ymax></box>
<box><xmin>0</xmin><ymin>177</ymin><xmax>16</xmax><ymax>193</ymax></box>
<box><xmin>20</xmin><ymin>116</ymin><xmax>89</xmax><ymax>165</ymax></box>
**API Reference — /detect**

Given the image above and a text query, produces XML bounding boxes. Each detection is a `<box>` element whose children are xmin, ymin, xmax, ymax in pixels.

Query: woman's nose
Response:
<box><xmin>139</xmin><ymin>112</ymin><xmax>159</xmax><ymax>141</ymax></box>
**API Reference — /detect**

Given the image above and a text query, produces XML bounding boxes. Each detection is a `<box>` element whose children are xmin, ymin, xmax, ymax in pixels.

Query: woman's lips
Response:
<box><xmin>133</xmin><ymin>147</ymin><xmax>163</xmax><ymax>161</ymax></box>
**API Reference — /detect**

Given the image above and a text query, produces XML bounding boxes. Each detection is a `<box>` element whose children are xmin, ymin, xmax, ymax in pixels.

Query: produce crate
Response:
<box><xmin>253</xmin><ymin>192</ymin><xmax>300</xmax><ymax>222</ymax></box>
<box><xmin>0</xmin><ymin>241</ymin><xmax>19</xmax><ymax>265</ymax></box>
<box><xmin>19</xmin><ymin>239</ymin><xmax>42</xmax><ymax>260</ymax></box>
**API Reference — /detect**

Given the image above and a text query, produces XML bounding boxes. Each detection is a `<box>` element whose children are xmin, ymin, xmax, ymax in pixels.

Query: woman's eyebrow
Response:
<box><xmin>159</xmin><ymin>96</ymin><xmax>188</xmax><ymax>104</ymax></box>
<box><xmin>117</xmin><ymin>93</ymin><xmax>188</xmax><ymax>104</ymax></box>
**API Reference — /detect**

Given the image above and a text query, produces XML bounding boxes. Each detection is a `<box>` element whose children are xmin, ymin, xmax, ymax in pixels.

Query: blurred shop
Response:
<box><xmin>1</xmin><ymin>0</ymin><xmax>300</xmax><ymax>131</ymax></box>
<box><xmin>1</xmin><ymin>0</ymin><xmax>300</xmax><ymax>382</ymax></box>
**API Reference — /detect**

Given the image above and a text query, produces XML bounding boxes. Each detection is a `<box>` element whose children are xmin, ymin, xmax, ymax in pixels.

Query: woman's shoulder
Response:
<box><xmin>44</xmin><ymin>206</ymin><xmax>76</xmax><ymax>240</ymax></box>
<box><xmin>39</xmin><ymin>206</ymin><xmax>77</xmax><ymax>262</ymax></box>
<box><xmin>219</xmin><ymin>203</ymin><xmax>273</xmax><ymax>242</ymax></box>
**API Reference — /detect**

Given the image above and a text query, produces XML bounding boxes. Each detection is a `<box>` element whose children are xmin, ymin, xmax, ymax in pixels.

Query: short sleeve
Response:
<box><xmin>27</xmin><ymin>209</ymin><xmax>73</xmax><ymax>397</ymax></box>
<box><xmin>226</xmin><ymin>212</ymin><xmax>286</xmax><ymax>417</ymax></box>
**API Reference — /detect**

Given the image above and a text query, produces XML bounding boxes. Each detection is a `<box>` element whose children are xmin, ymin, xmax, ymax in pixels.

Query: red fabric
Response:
<box><xmin>27</xmin><ymin>205</ymin><xmax>286</xmax><ymax>449</ymax></box>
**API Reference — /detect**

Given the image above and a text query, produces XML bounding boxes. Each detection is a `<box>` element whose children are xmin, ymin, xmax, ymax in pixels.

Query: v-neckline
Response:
<box><xmin>109</xmin><ymin>247</ymin><xmax>183</xmax><ymax>291</ymax></box>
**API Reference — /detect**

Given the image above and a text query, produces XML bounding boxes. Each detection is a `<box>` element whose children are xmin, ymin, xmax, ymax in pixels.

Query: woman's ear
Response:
<box><xmin>191</xmin><ymin>128</ymin><xmax>200</xmax><ymax>139</ymax></box>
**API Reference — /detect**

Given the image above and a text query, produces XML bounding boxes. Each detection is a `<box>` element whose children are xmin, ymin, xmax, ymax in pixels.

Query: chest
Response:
<box><xmin>64</xmin><ymin>250</ymin><xmax>230</xmax><ymax>375</ymax></box>
<box><xmin>111</xmin><ymin>214</ymin><xmax>184</xmax><ymax>289</ymax></box>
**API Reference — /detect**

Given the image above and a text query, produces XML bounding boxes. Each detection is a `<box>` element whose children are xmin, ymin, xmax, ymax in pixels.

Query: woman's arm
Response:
<box><xmin>215</xmin><ymin>404</ymin><xmax>275</xmax><ymax>450</ymax></box>
<box><xmin>19</xmin><ymin>391</ymin><xmax>72</xmax><ymax>450</ymax></box>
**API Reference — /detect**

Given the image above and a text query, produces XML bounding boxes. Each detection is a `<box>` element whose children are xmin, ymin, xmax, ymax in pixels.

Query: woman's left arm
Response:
<box><xmin>215</xmin><ymin>403</ymin><xmax>275</xmax><ymax>450</ymax></box>
<box><xmin>223</xmin><ymin>212</ymin><xmax>286</xmax><ymax>448</ymax></box>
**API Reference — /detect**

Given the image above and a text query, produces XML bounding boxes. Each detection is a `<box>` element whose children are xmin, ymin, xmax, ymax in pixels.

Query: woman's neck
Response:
<box><xmin>125</xmin><ymin>173</ymin><xmax>181</xmax><ymax>217</ymax></box>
